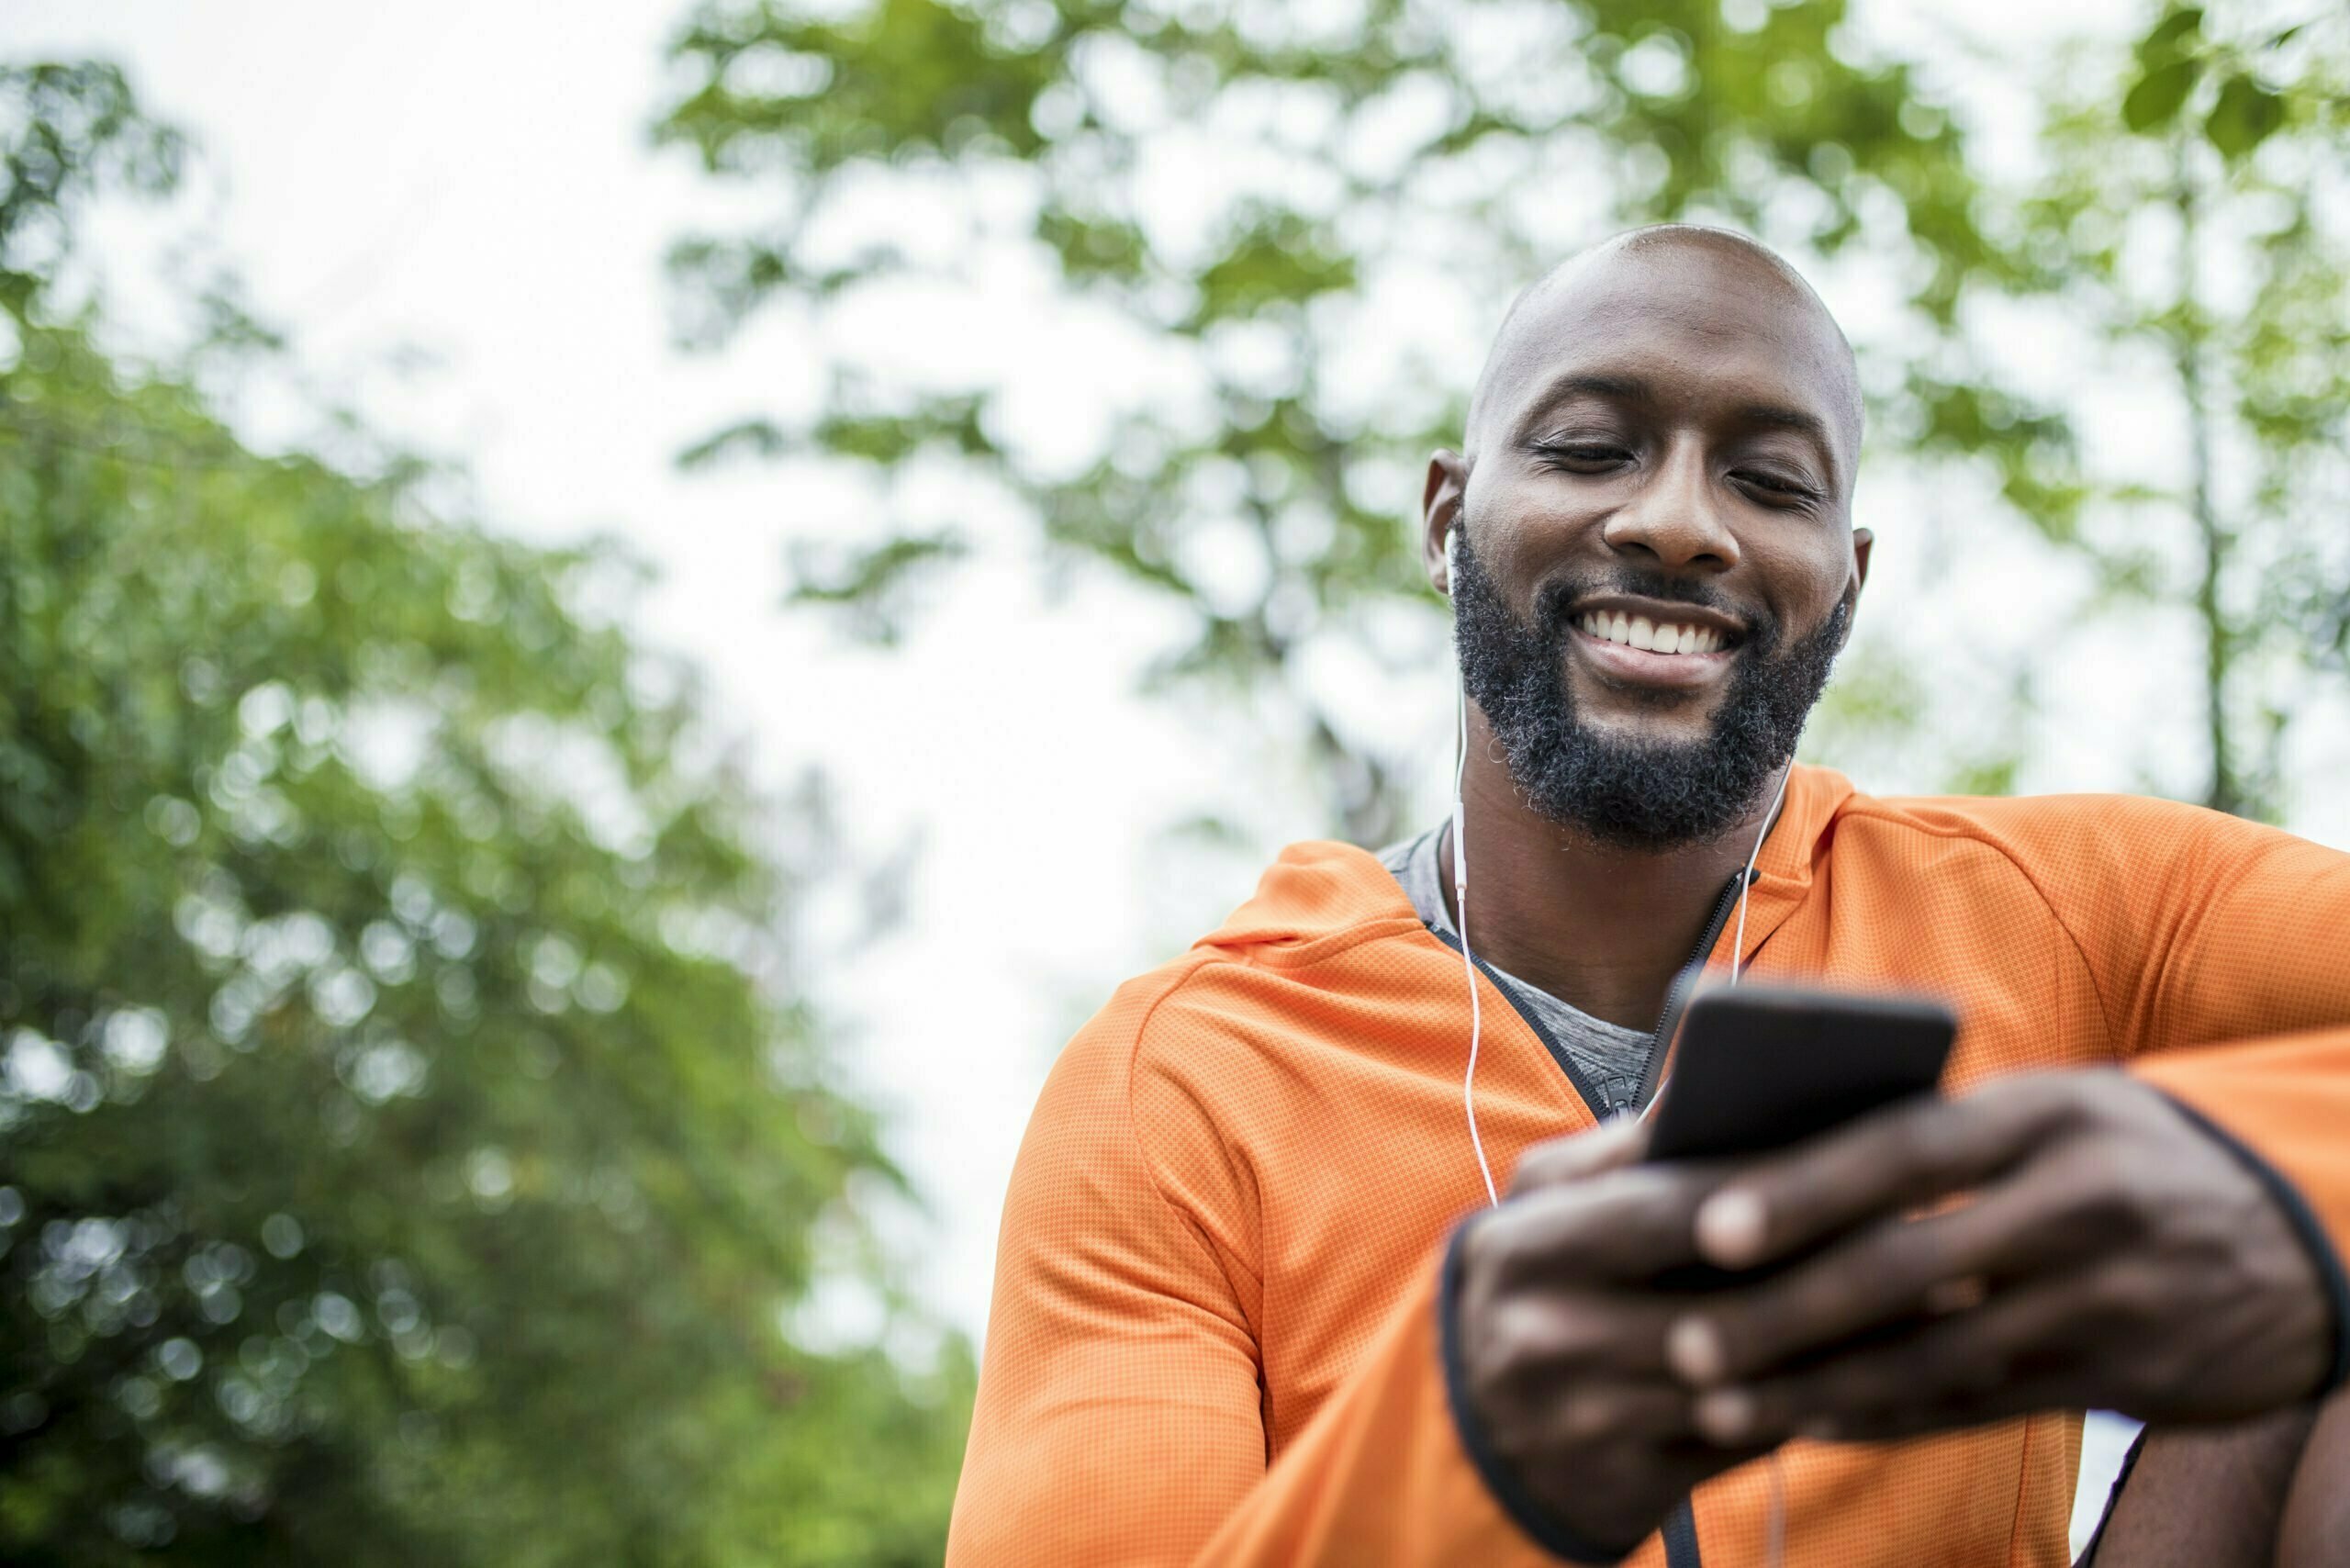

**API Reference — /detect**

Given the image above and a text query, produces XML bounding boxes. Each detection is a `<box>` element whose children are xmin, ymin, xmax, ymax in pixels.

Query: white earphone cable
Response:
<box><xmin>1447</xmin><ymin>524</ymin><xmax>1796</xmax><ymax>1560</ymax></box>
<box><xmin>1446</xmin><ymin>526</ymin><xmax>1796</xmax><ymax>1199</ymax></box>
<box><xmin>1730</xmin><ymin>759</ymin><xmax>1793</xmax><ymax>987</ymax></box>
<box><xmin>1451</xmin><ymin>532</ymin><xmax>1499</xmax><ymax>1207</ymax></box>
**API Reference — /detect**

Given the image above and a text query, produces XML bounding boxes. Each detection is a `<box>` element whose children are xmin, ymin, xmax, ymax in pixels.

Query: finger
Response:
<box><xmin>1691</xmin><ymin>1074</ymin><xmax>2082</xmax><ymax>1271</ymax></box>
<box><xmin>1743</xmin><ymin>1351</ymin><xmax>2085</xmax><ymax>1447</ymax></box>
<box><xmin>1479</xmin><ymin>1284</ymin><xmax>1685</xmax><ymax>1388</ymax></box>
<box><xmin>1535</xmin><ymin>1380</ymin><xmax>1705</xmax><ymax>1447</ymax></box>
<box><xmin>1677</xmin><ymin>1116</ymin><xmax>2240</xmax><ymax>1389</ymax></box>
<box><xmin>1509</xmin><ymin>1117</ymin><xmax>1651</xmax><ymax>1193</ymax></box>
<box><xmin>1687</xmin><ymin>1271</ymin><xmax>2093</xmax><ymax>1447</ymax></box>
<box><xmin>1793</xmin><ymin>1379</ymin><xmax>2074</xmax><ymax>1446</ymax></box>
<box><xmin>1669</xmin><ymin>1183</ymin><xmax>2042</xmax><ymax>1387</ymax></box>
<box><xmin>1483</xmin><ymin>1164</ymin><xmax>1716</xmax><ymax>1284</ymax></box>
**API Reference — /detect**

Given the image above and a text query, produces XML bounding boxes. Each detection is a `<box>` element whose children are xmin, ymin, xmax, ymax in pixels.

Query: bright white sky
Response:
<box><xmin>4</xmin><ymin>0</ymin><xmax>1254</xmax><ymax>1350</ymax></box>
<box><xmin>13</xmin><ymin>0</ymin><xmax>2333</xmax><ymax>1541</ymax></box>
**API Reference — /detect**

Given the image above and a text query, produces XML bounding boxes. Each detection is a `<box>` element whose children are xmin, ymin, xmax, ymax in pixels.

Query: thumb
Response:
<box><xmin>1508</xmin><ymin>1114</ymin><xmax>1651</xmax><ymax>1194</ymax></box>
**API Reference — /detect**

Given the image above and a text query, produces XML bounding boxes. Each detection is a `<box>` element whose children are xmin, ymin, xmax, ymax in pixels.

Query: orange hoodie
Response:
<box><xmin>946</xmin><ymin>767</ymin><xmax>2350</xmax><ymax>1567</ymax></box>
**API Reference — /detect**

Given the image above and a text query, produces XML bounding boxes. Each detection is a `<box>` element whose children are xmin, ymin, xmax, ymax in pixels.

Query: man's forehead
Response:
<box><xmin>1471</xmin><ymin>233</ymin><xmax>1862</xmax><ymax>458</ymax></box>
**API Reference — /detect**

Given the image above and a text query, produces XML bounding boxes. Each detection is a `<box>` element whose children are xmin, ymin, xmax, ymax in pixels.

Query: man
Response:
<box><xmin>945</xmin><ymin>226</ymin><xmax>2350</xmax><ymax>1566</ymax></box>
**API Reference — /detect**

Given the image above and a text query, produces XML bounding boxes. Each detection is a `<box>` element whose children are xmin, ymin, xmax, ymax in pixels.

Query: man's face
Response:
<box><xmin>1429</xmin><ymin>237</ymin><xmax>1871</xmax><ymax>849</ymax></box>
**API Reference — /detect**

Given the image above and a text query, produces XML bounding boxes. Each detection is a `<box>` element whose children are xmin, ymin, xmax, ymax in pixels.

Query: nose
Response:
<box><xmin>1600</xmin><ymin>436</ymin><xmax>1740</xmax><ymax>573</ymax></box>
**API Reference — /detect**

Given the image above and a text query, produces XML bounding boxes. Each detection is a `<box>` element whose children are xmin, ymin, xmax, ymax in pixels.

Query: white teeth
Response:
<box><xmin>1578</xmin><ymin>613</ymin><xmax>1728</xmax><ymax>655</ymax></box>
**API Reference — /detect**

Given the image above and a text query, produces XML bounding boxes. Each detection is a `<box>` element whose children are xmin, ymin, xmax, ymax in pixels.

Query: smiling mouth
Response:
<box><xmin>1573</xmin><ymin>610</ymin><xmax>1733</xmax><ymax>656</ymax></box>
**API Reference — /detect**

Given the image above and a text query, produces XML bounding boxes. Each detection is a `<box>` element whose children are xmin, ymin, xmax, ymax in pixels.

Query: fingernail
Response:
<box><xmin>1695</xmin><ymin>1387</ymin><xmax>1755</xmax><ymax>1445</ymax></box>
<box><xmin>1696</xmin><ymin>1189</ymin><xmax>1767</xmax><ymax>1268</ymax></box>
<box><xmin>1666</xmin><ymin>1315</ymin><xmax>1727</xmax><ymax>1385</ymax></box>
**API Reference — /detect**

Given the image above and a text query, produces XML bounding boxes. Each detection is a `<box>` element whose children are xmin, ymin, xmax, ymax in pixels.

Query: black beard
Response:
<box><xmin>1449</xmin><ymin>526</ymin><xmax>1848</xmax><ymax>851</ymax></box>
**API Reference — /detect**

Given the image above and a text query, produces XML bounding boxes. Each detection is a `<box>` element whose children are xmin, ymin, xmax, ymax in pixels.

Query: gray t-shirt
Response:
<box><xmin>1376</xmin><ymin>823</ymin><xmax>1655</xmax><ymax>1116</ymax></box>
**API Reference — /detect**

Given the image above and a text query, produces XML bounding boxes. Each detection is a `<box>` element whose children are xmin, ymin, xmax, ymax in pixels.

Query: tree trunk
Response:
<box><xmin>2174</xmin><ymin>147</ymin><xmax>2240</xmax><ymax>817</ymax></box>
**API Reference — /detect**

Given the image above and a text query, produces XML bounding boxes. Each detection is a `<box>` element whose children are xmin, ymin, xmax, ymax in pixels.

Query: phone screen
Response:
<box><xmin>1642</xmin><ymin>983</ymin><xmax>1957</xmax><ymax>1165</ymax></box>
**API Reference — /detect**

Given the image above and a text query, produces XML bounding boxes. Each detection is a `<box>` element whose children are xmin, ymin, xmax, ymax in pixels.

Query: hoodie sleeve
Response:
<box><xmin>944</xmin><ymin>969</ymin><xmax>1576</xmax><ymax>1568</ymax></box>
<box><xmin>2051</xmin><ymin>799</ymin><xmax>2350</xmax><ymax>1391</ymax></box>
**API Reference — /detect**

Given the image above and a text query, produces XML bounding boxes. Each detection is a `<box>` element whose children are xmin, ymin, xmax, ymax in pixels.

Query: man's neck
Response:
<box><xmin>1435</xmin><ymin>729</ymin><xmax>1783</xmax><ymax>1033</ymax></box>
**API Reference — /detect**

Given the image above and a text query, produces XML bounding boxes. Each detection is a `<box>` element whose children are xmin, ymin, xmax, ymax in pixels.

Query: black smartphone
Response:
<box><xmin>1642</xmin><ymin>982</ymin><xmax>1958</xmax><ymax>1164</ymax></box>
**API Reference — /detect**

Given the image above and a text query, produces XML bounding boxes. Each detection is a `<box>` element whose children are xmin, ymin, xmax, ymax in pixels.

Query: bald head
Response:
<box><xmin>1465</xmin><ymin>226</ymin><xmax>1863</xmax><ymax>489</ymax></box>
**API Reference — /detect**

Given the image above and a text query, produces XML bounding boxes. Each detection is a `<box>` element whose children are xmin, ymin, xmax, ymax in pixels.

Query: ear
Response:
<box><xmin>1840</xmin><ymin>527</ymin><xmax>1874</xmax><ymax>650</ymax></box>
<box><xmin>1423</xmin><ymin>450</ymin><xmax>1470</xmax><ymax>595</ymax></box>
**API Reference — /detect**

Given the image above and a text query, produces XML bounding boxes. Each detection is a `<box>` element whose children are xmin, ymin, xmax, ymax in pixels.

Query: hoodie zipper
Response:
<box><xmin>1427</xmin><ymin>925</ymin><xmax>1617</xmax><ymax>1116</ymax></box>
<box><xmin>1423</xmin><ymin>862</ymin><xmax>1755</xmax><ymax>1122</ymax></box>
<box><xmin>1630</xmin><ymin>867</ymin><xmax>1758</xmax><ymax>1114</ymax></box>
<box><xmin>1614</xmin><ymin>869</ymin><xmax>1753</xmax><ymax>1568</ymax></box>
<box><xmin>1422</xmin><ymin>842</ymin><xmax>1757</xmax><ymax>1568</ymax></box>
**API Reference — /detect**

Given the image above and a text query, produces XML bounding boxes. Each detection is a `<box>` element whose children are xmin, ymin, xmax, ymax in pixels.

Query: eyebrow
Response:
<box><xmin>1516</xmin><ymin>370</ymin><xmax>1842</xmax><ymax>478</ymax></box>
<box><xmin>1520</xmin><ymin>372</ymin><xmax>1654</xmax><ymax>413</ymax></box>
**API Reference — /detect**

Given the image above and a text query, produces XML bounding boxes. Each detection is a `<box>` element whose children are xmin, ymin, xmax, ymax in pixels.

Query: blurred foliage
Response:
<box><xmin>0</xmin><ymin>61</ymin><xmax>968</xmax><ymax>1567</ymax></box>
<box><xmin>654</xmin><ymin>0</ymin><xmax>2070</xmax><ymax>843</ymax></box>
<box><xmin>2012</xmin><ymin>5</ymin><xmax>2350</xmax><ymax>818</ymax></box>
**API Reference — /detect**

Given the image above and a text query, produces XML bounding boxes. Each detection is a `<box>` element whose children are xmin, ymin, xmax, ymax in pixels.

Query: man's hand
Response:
<box><xmin>1453</xmin><ymin>1118</ymin><xmax>1754</xmax><ymax>1556</ymax></box>
<box><xmin>1656</xmin><ymin>1070</ymin><xmax>2334</xmax><ymax>1447</ymax></box>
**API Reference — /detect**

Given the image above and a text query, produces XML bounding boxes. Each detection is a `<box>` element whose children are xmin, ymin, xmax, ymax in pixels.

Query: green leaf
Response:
<box><xmin>676</xmin><ymin>417</ymin><xmax>790</xmax><ymax>469</ymax></box>
<box><xmin>784</xmin><ymin>532</ymin><xmax>968</xmax><ymax>644</ymax></box>
<box><xmin>2123</xmin><ymin>55</ymin><xmax>2201</xmax><ymax>132</ymax></box>
<box><xmin>2205</xmin><ymin>73</ymin><xmax>2286</xmax><ymax>160</ymax></box>
<box><xmin>2137</xmin><ymin>6</ymin><xmax>2205</xmax><ymax>67</ymax></box>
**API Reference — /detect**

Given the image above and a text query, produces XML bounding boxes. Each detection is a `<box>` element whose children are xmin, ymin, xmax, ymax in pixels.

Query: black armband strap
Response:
<box><xmin>1437</xmin><ymin>1215</ymin><xmax>1650</xmax><ymax>1565</ymax></box>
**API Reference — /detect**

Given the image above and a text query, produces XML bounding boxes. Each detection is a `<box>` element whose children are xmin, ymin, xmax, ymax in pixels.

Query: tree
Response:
<box><xmin>653</xmin><ymin>0</ymin><xmax>2064</xmax><ymax>845</ymax></box>
<box><xmin>0</xmin><ymin>61</ymin><xmax>968</xmax><ymax>1567</ymax></box>
<box><xmin>2011</xmin><ymin>4</ymin><xmax>2350</xmax><ymax>819</ymax></box>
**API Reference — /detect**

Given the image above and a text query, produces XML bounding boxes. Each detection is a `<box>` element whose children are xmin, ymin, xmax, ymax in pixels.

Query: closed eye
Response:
<box><xmin>1531</xmin><ymin>442</ymin><xmax>1633</xmax><ymax>472</ymax></box>
<box><xmin>1734</xmin><ymin>468</ymin><xmax>1820</xmax><ymax>503</ymax></box>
